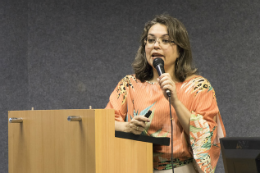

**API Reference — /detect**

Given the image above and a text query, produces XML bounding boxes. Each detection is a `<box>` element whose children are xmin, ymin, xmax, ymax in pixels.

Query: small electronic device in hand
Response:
<box><xmin>144</xmin><ymin>110</ymin><xmax>152</xmax><ymax>118</ymax></box>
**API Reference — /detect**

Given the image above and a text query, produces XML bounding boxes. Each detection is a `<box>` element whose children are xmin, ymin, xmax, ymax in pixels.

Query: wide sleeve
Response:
<box><xmin>188</xmin><ymin>79</ymin><xmax>226</xmax><ymax>173</ymax></box>
<box><xmin>105</xmin><ymin>76</ymin><xmax>129</xmax><ymax>122</ymax></box>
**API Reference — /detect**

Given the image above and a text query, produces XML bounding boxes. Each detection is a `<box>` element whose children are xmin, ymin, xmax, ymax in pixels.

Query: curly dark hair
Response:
<box><xmin>132</xmin><ymin>14</ymin><xmax>198</xmax><ymax>82</ymax></box>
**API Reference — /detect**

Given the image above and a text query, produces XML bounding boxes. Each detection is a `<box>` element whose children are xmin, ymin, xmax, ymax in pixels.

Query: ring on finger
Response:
<box><xmin>137</xmin><ymin>126</ymin><xmax>139</xmax><ymax>131</ymax></box>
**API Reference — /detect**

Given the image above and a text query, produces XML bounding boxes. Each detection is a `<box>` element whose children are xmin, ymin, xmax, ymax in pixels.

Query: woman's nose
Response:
<box><xmin>153</xmin><ymin>40</ymin><xmax>160</xmax><ymax>48</ymax></box>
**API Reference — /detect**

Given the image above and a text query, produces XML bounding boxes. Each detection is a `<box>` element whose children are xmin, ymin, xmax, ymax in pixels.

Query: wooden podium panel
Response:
<box><xmin>114</xmin><ymin>138</ymin><xmax>153</xmax><ymax>173</ymax></box>
<box><xmin>8</xmin><ymin>109</ymin><xmax>153</xmax><ymax>173</ymax></box>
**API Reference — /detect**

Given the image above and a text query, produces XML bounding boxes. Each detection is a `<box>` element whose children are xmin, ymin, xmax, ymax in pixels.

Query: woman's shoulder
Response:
<box><xmin>119</xmin><ymin>74</ymin><xmax>138</xmax><ymax>83</ymax></box>
<box><xmin>180</xmin><ymin>75</ymin><xmax>215</xmax><ymax>96</ymax></box>
<box><xmin>183</xmin><ymin>75</ymin><xmax>211</xmax><ymax>84</ymax></box>
<box><xmin>116</xmin><ymin>74</ymin><xmax>139</xmax><ymax>88</ymax></box>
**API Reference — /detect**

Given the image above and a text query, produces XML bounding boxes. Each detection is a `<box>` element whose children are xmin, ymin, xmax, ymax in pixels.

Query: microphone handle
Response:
<box><xmin>156</xmin><ymin>65</ymin><xmax>165</xmax><ymax>75</ymax></box>
<box><xmin>156</xmin><ymin>65</ymin><xmax>171</xmax><ymax>97</ymax></box>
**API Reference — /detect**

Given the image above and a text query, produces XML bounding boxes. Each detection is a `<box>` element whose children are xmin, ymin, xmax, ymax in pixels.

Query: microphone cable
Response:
<box><xmin>168</xmin><ymin>96</ymin><xmax>174</xmax><ymax>173</ymax></box>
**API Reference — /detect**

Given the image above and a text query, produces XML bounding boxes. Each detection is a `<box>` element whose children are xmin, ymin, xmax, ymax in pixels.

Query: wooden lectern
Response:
<box><xmin>8</xmin><ymin>109</ymin><xmax>153</xmax><ymax>173</ymax></box>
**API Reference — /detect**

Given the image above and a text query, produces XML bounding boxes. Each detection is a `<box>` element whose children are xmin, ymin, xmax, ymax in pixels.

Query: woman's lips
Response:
<box><xmin>151</xmin><ymin>53</ymin><xmax>164</xmax><ymax>57</ymax></box>
<box><xmin>152</xmin><ymin>54</ymin><xmax>164</xmax><ymax>60</ymax></box>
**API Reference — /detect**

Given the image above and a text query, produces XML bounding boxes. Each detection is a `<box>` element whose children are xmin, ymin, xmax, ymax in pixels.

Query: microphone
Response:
<box><xmin>153</xmin><ymin>58</ymin><xmax>171</xmax><ymax>97</ymax></box>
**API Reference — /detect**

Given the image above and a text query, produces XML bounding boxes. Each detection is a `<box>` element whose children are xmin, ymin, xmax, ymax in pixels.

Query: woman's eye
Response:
<box><xmin>147</xmin><ymin>39</ymin><xmax>155</xmax><ymax>43</ymax></box>
<box><xmin>162</xmin><ymin>40</ymin><xmax>169</xmax><ymax>43</ymax></box>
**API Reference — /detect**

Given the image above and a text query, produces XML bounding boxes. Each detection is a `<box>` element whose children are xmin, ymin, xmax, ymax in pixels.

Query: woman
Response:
<box><xmin>105</xmin><ymin>14</ymin><xmax>226</xmax><ymax>173</ymax></box>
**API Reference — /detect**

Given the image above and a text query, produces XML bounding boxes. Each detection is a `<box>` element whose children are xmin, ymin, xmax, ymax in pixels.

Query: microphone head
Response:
<box><xmin>153</xmin><ymin>58</ymin><xmax>164</xmax><ymax>68</ymax></box>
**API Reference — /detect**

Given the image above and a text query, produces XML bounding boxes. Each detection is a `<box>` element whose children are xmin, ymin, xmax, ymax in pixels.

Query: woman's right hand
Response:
<box><xmin>126</xmin><ymin>116</ymin><xmax>150</xmax><ymax>135</ymax></box>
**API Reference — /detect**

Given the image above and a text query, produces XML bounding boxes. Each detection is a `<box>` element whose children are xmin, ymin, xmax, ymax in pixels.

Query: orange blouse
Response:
<box><xmin>105</xmin><ymin>75</ymin><xmax>226</xmax><ymax>172</ymax></box>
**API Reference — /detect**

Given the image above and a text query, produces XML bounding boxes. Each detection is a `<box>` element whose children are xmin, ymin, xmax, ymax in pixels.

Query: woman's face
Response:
<box><xmin>145</xmin><ymin>23</ymin><xmax>179</xmax><ymax>71</ymax></box>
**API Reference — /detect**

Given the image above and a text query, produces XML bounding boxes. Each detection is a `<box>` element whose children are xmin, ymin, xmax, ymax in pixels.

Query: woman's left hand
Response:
<box><xmin>157</xmin><ymin>73</ymin><xmax>179</xmax><ymax>104</ymax></box>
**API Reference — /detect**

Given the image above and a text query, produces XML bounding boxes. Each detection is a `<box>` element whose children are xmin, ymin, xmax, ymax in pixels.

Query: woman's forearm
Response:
<box><xmin>172</xmin><ymin>99</ymin><xmax>191</xmax><ymax>135</ymax></box>
<box><xmin>115</xmin><ymin>121</ymin><xmax>129</xmax><ymax>132</ymax></box>
<box><xmin>115</xmin><ymin>116</ymin><xmax>150</xmax><ymax>135</ymax></box>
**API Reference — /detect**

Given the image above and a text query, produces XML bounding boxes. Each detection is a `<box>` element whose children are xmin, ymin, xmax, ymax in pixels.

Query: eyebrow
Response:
<box><xmin>147</xmin><ymin>34</ymin><xmax>169</xmax><ymax>37</ymax></box>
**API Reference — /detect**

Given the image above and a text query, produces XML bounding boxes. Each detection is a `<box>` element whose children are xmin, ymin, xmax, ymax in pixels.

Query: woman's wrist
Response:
<box><xmin>171</xmin><ymin>97</ymin><xmax>180</xmax><ymax>107</ymax></box>
<box><xmin>124</xmin><ymin>122</ymin><xmax>131</xmax><ymax>133</ymax></box>
<box><xmin>115</xmin><ymin>121</ymin><xmax>130</xmax><ymax>133</ymax></box>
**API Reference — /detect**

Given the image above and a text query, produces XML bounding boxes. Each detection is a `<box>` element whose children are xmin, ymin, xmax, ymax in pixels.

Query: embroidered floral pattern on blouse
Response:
<box><xmin>116</xmin><ymin>75</ymin><xmax>136</xmax><ymax>104</ymax></box>
<box><xmin>181</xmin><ymin>77</ymin><xmax>216</xmax><ymax>99</ymax></box>
<box><xmin>190</xmin><ymin>112</ymin><xmax>217</xmax><ymax>173</ymax></box>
